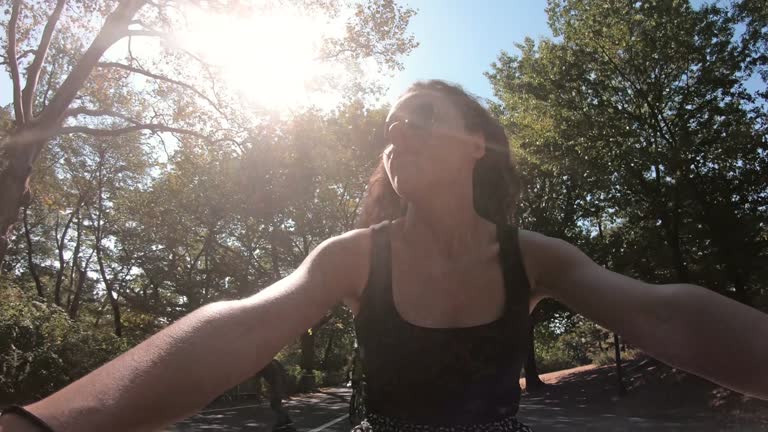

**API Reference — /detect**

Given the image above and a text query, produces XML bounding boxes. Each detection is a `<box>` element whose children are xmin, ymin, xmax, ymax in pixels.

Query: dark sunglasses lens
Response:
<box><xmin>410</xmin><ymin>102</ymin><xmax>434</xmax><ymax>128</ymax></box>
<box><xmin>383</xmin><ymin>101</ymin><xmax>435</xmax><ymax>140</ymax></box>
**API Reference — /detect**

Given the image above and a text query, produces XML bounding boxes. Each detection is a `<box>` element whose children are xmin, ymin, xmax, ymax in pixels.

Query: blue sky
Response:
<box><xmin>384</xmin><ymin>0</ymin><xmax>553</xmax><ymax>103</ymax></box>
<box><xmin>2</xmin><ymin>0</ymin><xmax>753</xmax><ymax>109</ymax></box>
<box><xmin>1</xmin><ymin>1</ymin><xmax>550</xmax><ymax>108</ymax></box>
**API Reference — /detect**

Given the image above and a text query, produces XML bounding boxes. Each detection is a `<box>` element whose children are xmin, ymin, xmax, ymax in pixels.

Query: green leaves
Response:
<box><xmin>0</xmin><ymin>286</ymin><xmax>128</xmax><ymax>403</ymax></box>
<box><xmin>489</xmin><ymin>0</ymin><xmax>768</xmax><ymax>304</ymax></box>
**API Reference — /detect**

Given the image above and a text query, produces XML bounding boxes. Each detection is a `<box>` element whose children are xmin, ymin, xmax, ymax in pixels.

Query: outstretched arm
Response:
<box><xmin>520</xmin><ymin>230</ymin><xmax>768</xmax><ymax>400</ymax></box>
<box><xmin>1</xmin><ymin>230</ymin><xmax>370</xmax><ymax>432</ymax></box>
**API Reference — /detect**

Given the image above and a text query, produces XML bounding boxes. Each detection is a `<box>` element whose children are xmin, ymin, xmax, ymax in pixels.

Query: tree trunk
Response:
<box><xmin>66</xmin><ymin>212</ymin><xmax>84</xmax><ymax>309</ymax></box>
<box><xmin>93</xmin><ymin>293</ymin><xmax>117</xmax><ymax>329</ymax></box>
<box><xmin>298</xmin><ymin>330</ymin><xmax>316</xmax><ymax>392</ymax></box>
<box><xmin>0</xmin><ymin>140</ymin><xmax>35</xmax><ymax>267</ymax></box>
<box><xmin>69</xmin><ymin>259</ymin><xmax>86</xmax><ymax>319</ymax></box>
<box><xmin>95</xmin><ymin>239</ymin><xmax>123</xmax><ymax>337</ymax></box>
<box><xmin>613</xmin><ymin>333</ymin><xmax>627</xmax><ymax>396</ymax></box>
<box><xmin>0</xmin><ymin>0</ymin><xmax>148</xmax><ymax>266</ymax></box>
<box><xmin>298</xmin><ymin>315</ymin><xmax>333</xmax><ymax>392</ymax></box>
<box><xmin>524</xmin><ymin>319</ymin><xmax>545</xmax><ymax>391</ymax></box>
<box><xmin>69</xmin><ymin>250</ymin><xmax>93</xmax><ymax>320</ymax></box>
<box><xmin>53</xmin><ymin>206</ymin><xmax>77</xmax><ymax>306</ymax></box>
<box><xmin>269</xmin><ymin>229</ymin><xmax>282</xmax><ymax>281</ymax></box>
<box><xmin>94</xmin><ymin>150</ymin><xmax>122</xmax><ymax>337</ymax></box>
<box><xmin>22</xmin><ymin>205</ymin><xmax>44</xmax><ymax>298</ymax></box>
<box><xmin>321</xmin><ymin>328</ymin><xmax>336</xmax><ymax>370</ymax></box>
<box><xmin>650</xmin><ymin>165</ymin><xmax>689</xmax><ymax>283</ymax></box>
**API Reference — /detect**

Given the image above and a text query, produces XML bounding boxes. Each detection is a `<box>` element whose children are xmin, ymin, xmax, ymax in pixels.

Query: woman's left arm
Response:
<box><xmin>520</xmin><ymin>230</ymin><xmax>768</xmax><ymax>400</ymax></box>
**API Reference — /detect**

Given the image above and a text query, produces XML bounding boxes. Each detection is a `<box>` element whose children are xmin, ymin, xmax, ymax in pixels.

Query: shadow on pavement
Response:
<box><xmin>167</xmin><ymin>388</ymin><xmax>353</xmax><ymax>432</ymax></box>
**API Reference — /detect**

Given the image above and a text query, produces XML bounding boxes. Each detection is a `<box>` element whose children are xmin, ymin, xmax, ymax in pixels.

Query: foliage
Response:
<box><xmin>489</xmin><ymin>0</ymin><xmax>768</xmax><ymax>374</ymax></box>
<box><xmin>0</xmin><ymin>284</ymin><xmax>129</xmax><ymax>404</ymax></box>
<box><xmin>0</xmin><ymin>0</ymin><xmax>409</xmax><ymax>402</ymax></box>
<box><xmin>3</xmin><ymin>0</ymin><xmax>767</xmax><ymax>404</ymax></box>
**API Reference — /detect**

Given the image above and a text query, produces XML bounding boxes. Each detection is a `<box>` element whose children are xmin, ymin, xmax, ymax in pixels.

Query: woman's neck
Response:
<box><xmin>401</xmin><ymin>195</ymin><xmax>491</xmax><ymax>258</ymax></box>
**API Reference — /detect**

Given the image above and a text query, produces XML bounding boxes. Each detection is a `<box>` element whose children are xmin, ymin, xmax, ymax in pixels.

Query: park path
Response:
<box><xmin>167</xmin><ymin>383</ymin><xmax>767</xmax><ymax>431</ymax></box>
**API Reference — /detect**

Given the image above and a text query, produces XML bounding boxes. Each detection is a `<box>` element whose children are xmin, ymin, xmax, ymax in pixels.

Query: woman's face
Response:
<box><xmin>383</xmin><ymin>90</ymin><xmax>485</xmax><ymax>202</ymax></box>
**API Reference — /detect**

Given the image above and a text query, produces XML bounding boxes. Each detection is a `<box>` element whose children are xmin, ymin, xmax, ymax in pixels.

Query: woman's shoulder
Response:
<box><xmin>315</xmin><ymin>227</ymin><xmax>373</xmax><ymax>269</ymax></box>
<box><xmin>312</xmin><ymin>227</ymin><xmax>374</xmax><ymax>301</ymax></box>
<box><xmin>516</xmin><ymin>229</ymin><xmax>577</xmax><ymax>302</ymax></box>
<box><xmin>517</xmin><ymin>229</ymin><xmax>579</xmax><ymax>261</ymax></box>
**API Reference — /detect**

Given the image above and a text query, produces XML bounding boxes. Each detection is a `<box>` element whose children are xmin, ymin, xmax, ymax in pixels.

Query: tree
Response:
<box><xmin>0</xmin><ymin>0</ymin><xmax>418</xmax><ymax>265</ymax></box>
<box><xmin>0</xmin><ymin>0</ymin><xmax>416</xmax><ymax>400</ymax></box>
<box><xmin>489</xmin><ymin>0</ymin><xmax>767</xmax><ymax>301</ymax></box>
<box><xmin>488</xmin><ymin>0</ymin><xmax>768</xmax><ymax>381</ymax></box>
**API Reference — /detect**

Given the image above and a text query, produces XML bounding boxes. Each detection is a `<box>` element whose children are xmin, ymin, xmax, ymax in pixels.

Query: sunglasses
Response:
<box><xmin>384</xmin><ymin>101</ymin><xmax>437</xmax><ymax>141</ymax></box>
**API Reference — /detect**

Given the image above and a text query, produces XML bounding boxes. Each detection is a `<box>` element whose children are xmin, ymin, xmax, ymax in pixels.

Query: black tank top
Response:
<box><xmin>354</xmin><ymin>220</ymin><xmax>532</xmax><ymax>426</ymax></box>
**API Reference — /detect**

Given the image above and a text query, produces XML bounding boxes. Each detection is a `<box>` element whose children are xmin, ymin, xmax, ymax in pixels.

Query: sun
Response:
<box><xmin>177</xmin><ymin>6</ymin><xmax>348</xmax><ymax>111</ymax></box>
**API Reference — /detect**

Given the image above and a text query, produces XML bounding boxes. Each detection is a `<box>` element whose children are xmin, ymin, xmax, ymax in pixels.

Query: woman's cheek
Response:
<box><xmin>392</xmin><ymin>154</ymin><xmax>436</xmax><ymax>194</ymax></box>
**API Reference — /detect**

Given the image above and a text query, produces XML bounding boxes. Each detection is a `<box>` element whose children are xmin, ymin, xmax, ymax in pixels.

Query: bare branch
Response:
<box><xmin>37</xmin><ymin>0</ymin><xmax>148</xmax><ymax>133</ymax></box>
<box><xmin>17</xmin><ymin>49</ymin><xmax>37</xmax><ymax>61</ymax></box>
<box><xmin>154</xmin><ymin>131</ymin><xmax>172</xmax><ymax>161</ymax></box>
<box><xmin>96</xmin><ymin>62</ymin><xmax>226</xmax><ymax>117</ymax></box>
<box><xmin>64</xmin><ymin>107</ymin><xmax>142</xmax><ymax>125</ymax></box>
<box><xmin>22</xmin><ymin>0</ymin><xmax>66</xmax><ymax>120</ymax></box>
<box><xmin>7</xmin><ymin>0</ymin><xmax>25</xmax><ymax>125</ymax></box>
<box><xmin>39</xmin><ymin>60</ymin><xmax>58</xmax><ymax>115</ymax></box>
<box><xmin>0</xmin><ymin>49</ymin><xmax>36</xmax><ymax>66</ymax></box>
<box><xmin>126</xmin><ymin>29</ymin><xmax>168</xmax><ymax>38</ymax></box>
<box><xmin>57</xmin><ymin>124</ymin><xmax>211</xmax><ymax>142</ymax></box>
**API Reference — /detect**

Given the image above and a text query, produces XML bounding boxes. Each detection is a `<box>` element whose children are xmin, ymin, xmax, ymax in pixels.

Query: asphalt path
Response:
<box><xmin>166</xmin><ymin>387</ymin><xmax>767</xmax><ymax>431</ymax></box>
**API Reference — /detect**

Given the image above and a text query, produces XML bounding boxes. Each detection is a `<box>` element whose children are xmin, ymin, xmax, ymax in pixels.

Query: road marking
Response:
<box><xmin>307</xmin><ymin>414</ymin><xmax>350</xmax><ymax>432</ymax></box>
<box><xmin>200</xmin><ymin>404</ymin><xmax>261</xmax><ymax>414</ymax></box>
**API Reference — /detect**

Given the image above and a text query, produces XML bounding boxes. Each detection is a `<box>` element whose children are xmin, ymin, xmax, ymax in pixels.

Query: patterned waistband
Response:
<box><xmin>352</xmin><ymin>412</ymin><xmax>533</xmax><ymax>432</ymax></box>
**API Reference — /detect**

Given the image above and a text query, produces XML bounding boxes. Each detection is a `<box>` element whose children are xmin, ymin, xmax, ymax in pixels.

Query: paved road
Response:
<box><xmin>167</xmin><ymin>387</ymin><xmax>767</xmax><ymax>431</ymax></box>
<box><xmin>167</xmin><ymin>388</ymin><xmax>353</xmax><ymax>432</ymax></box>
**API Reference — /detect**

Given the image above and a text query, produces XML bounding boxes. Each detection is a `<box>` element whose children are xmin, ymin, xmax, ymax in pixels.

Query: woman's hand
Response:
<box><xmin>520</xmin><ymin>230</ymin><xmax>768</xmax><ymax>400</ymax></box>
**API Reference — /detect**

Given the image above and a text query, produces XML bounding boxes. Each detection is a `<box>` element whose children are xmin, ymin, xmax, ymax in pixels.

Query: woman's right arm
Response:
<box><xmin>0</xmin><ymin>229</ymin><xmax>371</xmax><ymax>432</ymax></box>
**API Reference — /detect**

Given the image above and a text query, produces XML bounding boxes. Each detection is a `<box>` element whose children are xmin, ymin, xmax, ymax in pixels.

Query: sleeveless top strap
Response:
<box><xmin>358</xmin><ymin>220</ymin><xmax>392</xmax><ymax>323</ymax></box>
<box><xmin>498</xmin><ymin>225</ymin><xmax>531</xmax><ymax>313</ymax></box>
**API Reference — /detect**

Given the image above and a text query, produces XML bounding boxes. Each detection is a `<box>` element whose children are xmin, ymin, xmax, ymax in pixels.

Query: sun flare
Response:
<box><xmin>177</xmin><ymin>6</ymin><xmax>348</xmax><ymax>110</ymax></box>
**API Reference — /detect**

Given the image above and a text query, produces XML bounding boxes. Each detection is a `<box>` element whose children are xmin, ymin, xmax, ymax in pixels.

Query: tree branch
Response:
<box><xmin>22</xmin><ymin>0</ymin><xmax>66</xmax><ymax>121</ymax></box>
<box><xmin>64</xmin><ymin>107</ymin><xmax>142</xmax><ymax>125</ymax></box>
<box><xmin>0</xmin><ymin>49</ymin><xmax>37</xmax><ymax>65</ymax></box>
<box><xmin>126</xmin><ymin>29</ymin><xmax>168</xmax><ymax>38</ymax></box>
<box><xmin>592</xmin><ymin>40</ymin><xmax>679</xmax><ymax>149</ymax></box>
<box><xmin>36</xmin><ymin>0</ymin><xmax>148</xmax><ymax>136</ymax></box>
<box><xmin>96</xmin><ymin>62</ymin><xmax>225</xmax><ymax>117</ymax></box>
<box><xmin>7</xmin><ymin>0</ymin><xmax>25</xmax><ymax>125</ymax></box>
<box><xmin>57</xmin><ymin>124</ymin><xmax>211</xmax><ymax>142</ymax></box>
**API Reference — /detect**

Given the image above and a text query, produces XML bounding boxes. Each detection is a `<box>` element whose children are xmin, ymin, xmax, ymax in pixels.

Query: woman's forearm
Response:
<box><xmin>658</xmin><ymin>283</ymin><xmax>768</xmax><ymax>400</ymax></box>
<box><xmin>1</xmin><ymin>231</ymin><xmax>359</xmax><ymax>432</ymax></box>
<box><xmin>17</xmin><ymin>290</ymin><xmax>310</xmax><ymax>432</ymax></box>
<box><xmin>21</xmin><ymin>301</ymin><xmax>257</xmax><ymax>432</ymax></box>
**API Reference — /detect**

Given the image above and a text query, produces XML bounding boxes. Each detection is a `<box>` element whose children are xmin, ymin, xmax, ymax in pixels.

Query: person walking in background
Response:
<box><xmin>255</xmin><ymin>360</ymin><xmax>294</xmax><ymax>431</ymax></box>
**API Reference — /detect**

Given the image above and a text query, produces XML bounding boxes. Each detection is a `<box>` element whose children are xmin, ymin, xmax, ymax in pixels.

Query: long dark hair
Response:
<box><xmin>356</xmin><ymin>80</ymin><xmax>520</xmax><ymax>228</ymax></box>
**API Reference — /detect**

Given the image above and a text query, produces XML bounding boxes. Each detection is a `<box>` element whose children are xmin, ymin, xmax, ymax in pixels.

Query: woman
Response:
<box><xmin>1</xmin><ymin>80</ymin><xmax>767</xmax><ymax>432</ymax></box>
<box><xmin>254</xmin><ymin>360</ymin><xmax>294</xmax><ymax>431</ymax></box>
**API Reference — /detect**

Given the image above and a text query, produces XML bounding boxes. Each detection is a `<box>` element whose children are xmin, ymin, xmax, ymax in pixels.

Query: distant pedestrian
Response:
<box><xmin>256</xmin><ymin>359</ymin><xmax>294</xmax><ymax>431</ymax></box>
